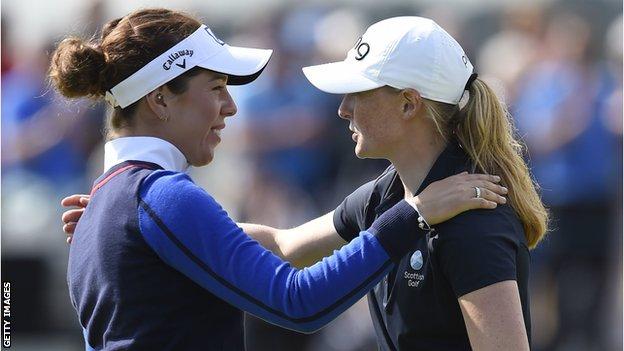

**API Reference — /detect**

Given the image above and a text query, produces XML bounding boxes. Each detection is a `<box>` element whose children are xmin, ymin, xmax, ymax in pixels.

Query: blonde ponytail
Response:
<box><xmin>423</xmin><ymin>78</ymin><xmax>549</xmax><ymax>248</ymax></box>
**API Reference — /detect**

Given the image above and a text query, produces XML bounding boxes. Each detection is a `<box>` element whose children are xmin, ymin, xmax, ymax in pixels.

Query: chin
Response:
<box><xmin>354</xmin><ymin>144</ymin><xmax>369</xmax><ymax>159</ymax></box>
<box><xmin>355</xmin><ymin>142</ymin><xmax>385</xmax><ymax>160</ymax></box>
<box><xmin>192</xmin><ymin>152</ymin><xmax>215</xmax><ymax>167</ymax></box>
<box><xmin>354</xmin><ymin>137</ymin><xmax>370</xmax><ymax>157</ymax></box>
<box><xmin>202</xmin><ymin>153</ymin><xmax>215</xmax><ymax>166</ymax></box>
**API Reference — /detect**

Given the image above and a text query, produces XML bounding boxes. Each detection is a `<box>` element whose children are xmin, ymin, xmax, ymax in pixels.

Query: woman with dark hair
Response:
<box><xmin>52</xmin><ymin>9</ymin><xmax>506</xmax><ymax>350</ymax></box>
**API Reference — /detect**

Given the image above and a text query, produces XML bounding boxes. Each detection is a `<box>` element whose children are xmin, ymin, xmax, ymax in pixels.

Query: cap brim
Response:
<box><xmin>302</xmin><ymin>62</ymin><xmax>384</xmax><ymax>94</ymax></box>
<box><xmin>198</xmin><ymin>45</ymin><xmax>273</xmax><ymax>85</ymax></box>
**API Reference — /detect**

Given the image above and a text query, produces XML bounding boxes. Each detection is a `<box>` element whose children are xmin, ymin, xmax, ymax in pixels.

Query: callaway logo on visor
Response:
<box><xmin>161</xmin><ymin>27</ymin><xmax>224</xmax><ymax>71</ymax></box>
<box><xmin>163</xmin><ymin>50</ymin><xmax>194</xmax><ymax>70</ymax></box>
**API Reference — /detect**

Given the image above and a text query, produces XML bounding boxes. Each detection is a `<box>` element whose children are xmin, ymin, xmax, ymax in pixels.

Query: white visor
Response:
<box><xmin>105</xmin><ymin>25</ymin><xmax>273</xmax><ymax>108</ymax></box>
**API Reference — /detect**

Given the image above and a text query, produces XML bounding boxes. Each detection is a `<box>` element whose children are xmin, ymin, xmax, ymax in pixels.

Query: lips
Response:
<box><xmin>211</xmin><ymin>124</ymin><xmax>226</xmax><ymax>138</ymax></box>
<box><xmin>349</xmin><ymin>125</ymin><xmax>360</xmax><ymax>141</ymax></box>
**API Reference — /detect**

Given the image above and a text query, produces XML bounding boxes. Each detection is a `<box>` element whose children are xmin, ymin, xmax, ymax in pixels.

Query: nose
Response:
<box><xmin>222</xmin><ymin>89</ymin><xmax>238</xmax><ymax>117</ymax></box>
<box><xmin>338</xmin><ymin>94</ymin><xmax>353</xmax><ymax>121</ymax></box>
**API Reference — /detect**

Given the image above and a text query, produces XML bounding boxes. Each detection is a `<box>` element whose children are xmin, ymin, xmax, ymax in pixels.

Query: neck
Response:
<box><xmin>111</xmin><ymin>122</ymin><xmax>168</xmax><ymax>142</ymax></box>
<box><xmin>389</xmin><ymin>136</ymin><xmax>446</xmax><ymax>199</ymax></box>
<box><xmin>110</xmin><ymin>107</ymin><xmax>168</xmax><ymax>140</ymax></box>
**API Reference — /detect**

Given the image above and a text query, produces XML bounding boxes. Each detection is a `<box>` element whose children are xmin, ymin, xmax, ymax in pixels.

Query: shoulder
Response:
<box><xmin>436</xmin><ymin>204</ymin><xmax>527</xmax><ymax>247</ymax></box>
<box><xmin>434</xmin><ymin>205</ymin><xmax>528</xmax><ymax>297</ymax></box>
<box><xmin>346</xmin><ymin>165</ymin><xmax>397</xmax><ymax>208</ymax></box>
<box><xmin>140</xmin><ymin>170</ymin><xmax>194</xmax><ymax>192</ymax></box>
<box><xmin>139</xmin><ymin>170</ymin><xmax>220</xmax><ymax>212</ymax></box>
<box><xmin>333</xmin><ymin>165</ymin><xmax>397</xmax><ymax>240</ymax></box>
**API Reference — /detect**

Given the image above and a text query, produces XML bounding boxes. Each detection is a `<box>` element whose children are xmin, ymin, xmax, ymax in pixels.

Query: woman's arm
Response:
<box><xmin>239</xmin><ymin>212</ymin><xmax>343</xmax><ymax>268</ymax></box>
<box><xmin>137</xmin><ymin>171</ymin><xmax>418</xmax><ymax>333</ymax></box>
<box><xmin>62</xmin><ymin>172</ymin><xmax>507</xmax><ymax>263</ymax></box>
<box><xmin>239</xmin><ymin>172</ymin><xmax>506</xmax><ymax>268</ymax></box>
<box><xmin>458</xmin><ymin>280</ymin><xmax>530</xmax><ymax>351</ymax></box>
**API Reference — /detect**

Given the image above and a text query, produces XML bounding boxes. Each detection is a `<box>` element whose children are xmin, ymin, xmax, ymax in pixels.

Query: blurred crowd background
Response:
<box><xmin>1</xmin><ymin>0</ymin><xmax>622</xmax><ymax>350</ymax></box>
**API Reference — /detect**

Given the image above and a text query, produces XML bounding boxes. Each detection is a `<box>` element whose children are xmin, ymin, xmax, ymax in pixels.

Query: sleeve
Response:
<box><xmin>436</xmin><ymin>209</ymin><xmax>523</xmax><ymax>298</ymax></box>
<box><xmin>332</xmin><ymin>179</ymin><xmax>377</xmax><ymax>242</ymax></box>
<box><xmin>137</xmin><ymin>171</ymin><xmax>419</xmax><ymax>333</ymax></box>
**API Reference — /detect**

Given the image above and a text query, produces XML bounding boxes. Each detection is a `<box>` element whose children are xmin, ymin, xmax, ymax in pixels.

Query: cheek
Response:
<box><xmin>184</xmin><ymin>101</ymin><xmax>220</xmax><ymax>139</ymax></box>
<box><xmin>171</xmin><ymin>108</ymin><xmax>212</xmax><ymax>151</ymax></box>
<box><xmin>355</xmin><ymin>112</ymin><xmax>386</xmax><ymax>140</ymax></box>
<box><xmin>205</xmin><ymin>98</ymin><xmax>225</xmax><ymax>126</ymax></box>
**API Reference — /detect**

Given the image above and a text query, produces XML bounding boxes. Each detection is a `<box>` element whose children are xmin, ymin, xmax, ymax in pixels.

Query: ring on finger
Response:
<box><xmin>474</xmin><ymin>186</ymin><xmax>481</xmax><ymax>199</ymax></box>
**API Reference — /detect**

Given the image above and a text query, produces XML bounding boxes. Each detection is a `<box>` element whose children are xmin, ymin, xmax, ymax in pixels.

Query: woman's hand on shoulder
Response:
<box><xmin>407</xmin><ymin>172</ymin><xmax>507</xmax><ymax>226</ymax></box>
<box><xmin>60</xmin><ymin>194</ymin><xmax>90</xmax><ymax>244</ymax></box>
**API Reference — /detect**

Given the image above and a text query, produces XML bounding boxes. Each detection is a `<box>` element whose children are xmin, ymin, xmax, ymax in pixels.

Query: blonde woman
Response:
<box><xmin>297</xmin><ymin>17</ymin><xmax>548</xmax><ymax>350</ymax></box>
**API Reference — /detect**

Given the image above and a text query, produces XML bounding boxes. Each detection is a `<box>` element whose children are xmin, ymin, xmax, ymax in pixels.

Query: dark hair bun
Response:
<box><xmin>49</xmin><ymin>37</ymin><xmax>107</xmax><ymax>98</ymax></box>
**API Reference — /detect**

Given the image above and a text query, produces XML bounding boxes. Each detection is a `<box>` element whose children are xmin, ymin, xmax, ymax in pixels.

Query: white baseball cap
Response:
<box><xmin>105</xmin><ymin>25</ymin><xmax>273</xmax><ymax>108</ymax></box>
<box><xmin>302</xmin><ymin>16</ymin><xmax>474</xmax><ymax>104</ymax></box>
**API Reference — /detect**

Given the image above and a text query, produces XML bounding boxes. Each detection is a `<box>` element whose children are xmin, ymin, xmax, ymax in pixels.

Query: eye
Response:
<box><xmin>212</xmin><ymin>85</ymin><xmax>225</xmax><ymax>91</ymax></box>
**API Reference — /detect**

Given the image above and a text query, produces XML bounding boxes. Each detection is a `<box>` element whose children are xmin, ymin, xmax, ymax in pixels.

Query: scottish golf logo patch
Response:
<box><xmin>410</xmin><ymin>250</ymin><xmax>423</xmax><ymax>271</ymax></box>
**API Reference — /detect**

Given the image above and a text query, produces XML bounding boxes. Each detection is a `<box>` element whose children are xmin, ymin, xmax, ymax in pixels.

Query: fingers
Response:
<box><xmin>469</xmin><ymin>180</ymin><xmax>508</xmax><ymax>197</ymax></box>
<box><xmin>467</xmin><ymin>197</ymin><xmax>499</xmax><ymax>210</ymax></box>
<box><xmin>60</xmin><ymin>195</ymin><xmax>86</xmax><ymax>245</ymax></box>
<box><xmin>477</xmin><ymin>187</ymin><xmax>506</xmax><ymax>204</ymax></box>
<box><xmin>63</xmin><ymin>222</ymin><xmax>77</xmax><ymax>235</ymax></box>
<box><xmin>61</xmin><ymin>194</ymin><xmax>90</xmax><ymax>207</ymax></box>
<box><xmin>454</xmin><ymin>172</ymin><xmax>507</xmax><ymax>202</ymax></box>
<box><xmin>62</xmin><ymin>208</ymin><xmax>85</xmax><ymax>224</ymax></box>
<box><xmin>453</xmin><ymin>172</ymin><xmax>501</xmax><ymax>183</ymax></box>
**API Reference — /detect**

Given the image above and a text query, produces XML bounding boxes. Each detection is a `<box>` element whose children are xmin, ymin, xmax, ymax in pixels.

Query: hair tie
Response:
<box><xmin>464</xmin><ymin>72</ymin><xmax>478</xmax><ymax>91</ymax></box>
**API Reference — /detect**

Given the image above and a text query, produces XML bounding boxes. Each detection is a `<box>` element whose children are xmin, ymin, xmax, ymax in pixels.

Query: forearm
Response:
<box><xmin>278</xmin><ymin>228</ymin><xmax>345</xmax><ymax>268</ymax></box>
<box><xmin>240</xmin><ymin>213</ymin><xmax>345</xmax><ymax>268</ymax></box>
<box><xmin>238</xmin><ymin>223</ymin><xmax>285</xmax><ymax>259</ymax></box>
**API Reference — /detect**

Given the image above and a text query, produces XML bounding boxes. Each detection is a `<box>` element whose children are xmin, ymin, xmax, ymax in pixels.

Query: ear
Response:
<box><xmin>145</xmin><ymin>87</ymin><xmax>169</xmax><ymax>121</ymax></box>
<box><xmin>400</xmin><ymin>88</ymin><xmax>422</xmax><ymax>120</ymax></box>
